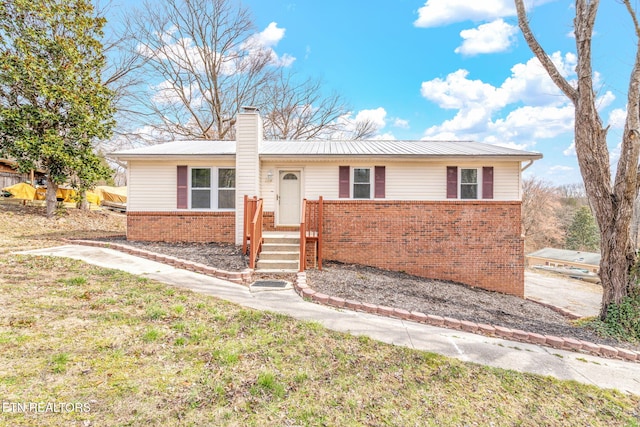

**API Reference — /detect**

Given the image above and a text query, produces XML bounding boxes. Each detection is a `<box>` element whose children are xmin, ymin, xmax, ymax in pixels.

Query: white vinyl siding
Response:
<box><xmin>493</xmin><ymin>162</ymin><xmax>520</xmax><ymax>200</ymax></box>
<box><xmin>127</xmin><ymin>160</ymin><xmax>235</xmax><ymax>212</ymax></box>
<box><xmin>259</xmin><ymin>161</ymin><xmax>522</xmax><ymax>203</ymax></box>
<box><xmin>128</xmin><ymin>159</ymin><xmax>524</xmax><ymax>213</ymax></box>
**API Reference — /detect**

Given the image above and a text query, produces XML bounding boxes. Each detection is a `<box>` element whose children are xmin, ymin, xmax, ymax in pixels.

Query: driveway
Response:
<box><xmin>525</xmin><ymin>269</ymin><xmax>602</xmax><ymax>318</ymax></box>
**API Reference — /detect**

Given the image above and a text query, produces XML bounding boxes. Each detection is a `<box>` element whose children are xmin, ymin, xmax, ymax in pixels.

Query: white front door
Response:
<box><xmin>278</xmin><ymin>171</ymin><xmax>301</xmax><ymax>225</ymax></box>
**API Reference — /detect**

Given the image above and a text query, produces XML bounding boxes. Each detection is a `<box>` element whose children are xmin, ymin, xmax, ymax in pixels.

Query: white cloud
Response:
<box><xmin>608</xmin><ymin>108</ymin><xmax>626</xmax><ymax>129</ymax></box>
<box><xmin>563</xmin><ymin>142</ymin><xmax>576</xmax><ymax>156</ymax></box>
<box><xmin>420</xmin><ymin>53</ymin><xmax>579</xmax><ymax>149</ymax></box>
<box><xmin>355</xmin><ymin>107</ymin><xmax>387</xmax><ymax>129</ymax></box>
<box><xmin>491</xmin><ymin>105</ymin><xmax>574</xmax><ymax>139</ymax></box>
<box><xmin>370</xmin><ymin>132</ymin><xmax>397</xmax><ymax>140</ymax></box>
<box><xmin>151</xmin><ymin>80</ymin><xmax>202</xmax><ymax>108</ymax></box>
<box><xmin>326</xmin><ymin>108</ymin><xmax>392</xmax><ymax>140</ymax></box>
<box><xmin>393</xmin><ymin>118</ymin><xmax>410</xmax><ymax>128</ymax></box>
<box><xmin>454</xmin><ymin>19</ymin><xmax>518</xmax><ymax>55</ymax></box>
<box><xmin>501</xmin><ymin>53</ymin><xmax>575</xmax><ymax>106</ymax></box>
<box><xmin>414</xmin><ymin>0</ymin><xmax>516</xmax><ymax>28</ymax></box>
<box><xmin>414</xmin><ymin>0</ymin><xmax>556</xmax><ymax>27</ymax></box>
<box><xmin>420</xmin><ymin>69</ymin><xmax>505</xmax><ymax>110</ymax></box>
<box><xmin>243</xmin><ymin>22</ymin><xmax>296</xmax><ymax>67</ymax></box>
<box><xmin>253</xmin><ymin>22</ymin><xmax>285</xmax><ymax>48</ymax></box>
<box><xmin>597</xmin><ymin>90</ymin><xmax>615</xmax><ymax>111</ymax></box>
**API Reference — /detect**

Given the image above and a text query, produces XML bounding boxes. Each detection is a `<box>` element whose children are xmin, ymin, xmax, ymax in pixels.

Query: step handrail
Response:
<box><xmin>300</xmin><ymin>199</ymin><xmax>307</xmax><ymax>271</ymax></box>
<box><xmin>299</xmin><ymin>196</ymin><xmax>323</xmax><ymax>271</ymax></box>
<box><xmin>249</xmin><ymin>198</ymin><xmax>263</xmax><ymax>269</ymax></box>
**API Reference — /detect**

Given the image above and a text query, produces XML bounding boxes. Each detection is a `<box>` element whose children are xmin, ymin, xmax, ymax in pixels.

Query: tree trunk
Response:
<box><xmin>515</xmin><ymin>0</ymin><xmax>640</xmax><ymax>320</ymax></box>
<box><xmin>79</xmin><ymin>189</ymin><xmax>89</xmax><ymax>211</ymax></box>
<box><xmin>45</xmin><ymin>177</ymin><xmax>58</xmax><ymax>218</ymax></box>
<box><xmin>599</xmin><ymin>221</ymin><xmax>636</xmax><ymax>318</ymax></box>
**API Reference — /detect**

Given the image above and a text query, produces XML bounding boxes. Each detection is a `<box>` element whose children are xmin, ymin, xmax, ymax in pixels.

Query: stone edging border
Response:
<box><xmin>61</xmin><ymin>238</ymin><xmax>638</xmax><ymax>364</ymax></box>
<box><xmin>63</xmin><ymin>239</ymin><xmax>253</xmax><ymax>285</ymax></box>
<box><xmin>293</xmin><ymin>271</ymin><xmax>640</xmax><ymax>364</ymax></box>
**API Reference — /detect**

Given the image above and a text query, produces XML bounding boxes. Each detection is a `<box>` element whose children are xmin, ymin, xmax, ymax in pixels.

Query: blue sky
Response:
<box><xmin>109</xmin><ymin>0</ymin><xmax>638</xmax><ymax>185</ymax></box>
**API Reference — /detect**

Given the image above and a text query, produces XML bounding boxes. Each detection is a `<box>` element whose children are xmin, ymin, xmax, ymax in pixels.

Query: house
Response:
<box><xmin>0</xmin><ymin>159</ymin><xmax>46</xmax><ymax>190</ymax></box>
<box><xmin>526</xmin><ymin>248</ymin><xmax>600</xmax><ymax>273</ymax></box>
<box><xmin>112</xmin><ymin>107</ymin><xmax>542</xmax><ymax>297</ymax></box>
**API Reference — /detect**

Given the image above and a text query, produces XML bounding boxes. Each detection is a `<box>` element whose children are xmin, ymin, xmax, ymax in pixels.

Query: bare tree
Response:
<box><xmin>557</xmin><ymin>183</ymin><xmax>587</xmax><ymax>203</ymax></box>
<box><xmin>515</xmin><ymin>0</ymin><xmax>640</xmax><ymax>319</ymax></box>
<box><xmin>261</xmin><ymin>71</ymin><xmax>348</xmax><ymax>140</ymax></box>
<box><xmin>521</xmin><ymin>177</ymin><xmax>563</xmax><ymax>252</ymax></box>
<box><xmin>124</xmin><ymin>0</ymin><xmax>271</xmax><ymax>140</ymax></box>
<box><xmin>121</xmin><ymin>0</ymin><xmax>361</xmax><ymax>142</ymax></box>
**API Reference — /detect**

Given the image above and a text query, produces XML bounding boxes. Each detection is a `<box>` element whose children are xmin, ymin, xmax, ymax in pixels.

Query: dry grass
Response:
<box><xmin>0</xmin><ymin>200</ymin><xmax>125</xmax><ymax>254</ymax></box>
<box><xmin>0</xmin><ymin>201</ymin><xmax>639</xmax><ymax>426</ymax></box>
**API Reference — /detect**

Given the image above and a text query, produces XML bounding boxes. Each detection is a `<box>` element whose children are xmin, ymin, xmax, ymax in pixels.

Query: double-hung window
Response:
<box><xmin>446</xmin><ymin>166</ymin><xmax>494</xmax><ymax>200</ymax></box>
<box><xmin>189</xmin><ymin>167</ymin><xmax>235</xmax><ymax>210</ymax></box>
<box><xmin>353</xmin><ymin>168</ymin><xmax>372</xmax><ymax>199</ymax></box>
<box><xmin>339</xmin><ymin>165</ymin><xmax>386</xmax><ymax>199</ymax></box>
<box><xmin>460</xmin><ymin>168</ymin><xmax>478</xmax><ymax>199</ymax></box>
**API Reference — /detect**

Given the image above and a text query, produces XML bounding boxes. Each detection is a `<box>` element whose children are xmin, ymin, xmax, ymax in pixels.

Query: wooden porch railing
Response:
<box><xmin>300</xmin><ymin>196</ymin><xmax>323</xmax><ymax>271</ymax></box>
<box><xmin>242</xmin><ymin>195</ymin><xmax>264</xmax><ymax>269</ymax></box>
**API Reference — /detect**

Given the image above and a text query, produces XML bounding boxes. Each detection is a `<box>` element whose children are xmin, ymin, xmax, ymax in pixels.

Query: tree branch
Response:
<box><xmin>514</xmin><ymin>0</ymin><xmax>578</xmax><ymax>102</ymax></box>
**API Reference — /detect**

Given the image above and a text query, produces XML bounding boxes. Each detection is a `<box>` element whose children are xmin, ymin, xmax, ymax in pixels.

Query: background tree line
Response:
<box><xmin>522</xmin><ymin>177</ymin><xmax>601</xmax><ymax>254</ymax></box>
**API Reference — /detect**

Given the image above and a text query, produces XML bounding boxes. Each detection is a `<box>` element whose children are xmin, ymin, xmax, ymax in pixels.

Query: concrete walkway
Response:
<box><xmin>18</xmin><ymin>245</ymin><xmax>640</xmax><ymax>396</ymax></box>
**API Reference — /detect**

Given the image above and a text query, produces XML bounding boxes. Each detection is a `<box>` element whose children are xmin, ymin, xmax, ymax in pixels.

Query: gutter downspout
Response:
<box><xmin>521</xmin><ymin>160</ymin><xmax>534</xmax><ymax>172</ymax></box>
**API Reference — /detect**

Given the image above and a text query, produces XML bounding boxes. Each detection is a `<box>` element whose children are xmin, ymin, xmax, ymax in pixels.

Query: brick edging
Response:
<box><xmin>59</xmin><ymin>238</ymin><xmax>639</xmax><ymax>364</ymax></box>
<box><xmin>62</xmin><ymin>239</ymin><xmax>253</xmax><ymax>285</ymax></box>
<box><xmin>293</xmin><ymin>272</ymin><xmax>640</xmax><ymax>364</ymax></box>
<box><xmin>524</xmin><ymin>297</ymin><xmax>582</xmax><ymax>320</ymax></box>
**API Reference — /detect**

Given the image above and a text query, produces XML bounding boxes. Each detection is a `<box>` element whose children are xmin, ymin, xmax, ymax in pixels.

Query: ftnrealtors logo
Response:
<box><xmin>2</xmin><ymin>401</ymin><xmax>91</xmax><ymax>414</ymax></box>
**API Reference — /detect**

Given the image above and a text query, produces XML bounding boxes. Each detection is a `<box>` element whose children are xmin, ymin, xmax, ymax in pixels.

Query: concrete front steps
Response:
<box><xmin>256</xmin><ymin>232</ymin><xmax>300</xmax><ymax>273</ymax></box>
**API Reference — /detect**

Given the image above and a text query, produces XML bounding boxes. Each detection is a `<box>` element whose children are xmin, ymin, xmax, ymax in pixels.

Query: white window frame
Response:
<box><xmin>352</xmin><ymin>167</ymin><xmax>373</xmax><ymax>199</ymax></box>
<box><xmin>459</xmin><ymin>167</ymin><xmax>481</xmax><ymax>200</ymax></box>
<box><xmin>188</xmin><ymin>167</ymin><xmax>236</xmax><ymax>210</ymax></box>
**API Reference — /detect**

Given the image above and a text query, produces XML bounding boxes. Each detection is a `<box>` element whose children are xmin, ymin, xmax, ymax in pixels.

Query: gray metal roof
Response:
<box><xmin>261</xmin><ymin>140</ymin><xmax>541</xmax><ymax>158</ymax></box>
<box><xmin>526</xmin><ymin>248</ymin><xmax>601</xmax><ymax>266</ymax></box>
<box><xmin>112</xmin><ymin>139</ymin><xmax>542</xmax><ymax>160</ymax></box>
<box><xmin>112</xmin><ymin>140</ymin><xmax>237</xmax><ymax>157</ymax></box>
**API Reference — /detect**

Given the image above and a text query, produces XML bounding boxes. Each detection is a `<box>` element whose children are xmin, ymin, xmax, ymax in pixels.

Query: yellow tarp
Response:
<box><xmin>34</xmin><ymin>187</ymin><xmax>76</xmax><ymax>202</ymax></box>
<box><xmin>3</xmin><ymin>182</ymin><xmax>36</xmax><ymax>200</ymax></box>
<box><xmin>3</xmin><ymin>183</ymin><xmax>124</xmax><ymax>206</ymax></box>
<box><xmin>95</xmin><ymin>186</ymin><xmax>127</xmax><ymax>204</ymax></box>
<box><xmin>86</xmin><ymin>191</ymin><xmax>102</xmax><ymax>205</ymax></box>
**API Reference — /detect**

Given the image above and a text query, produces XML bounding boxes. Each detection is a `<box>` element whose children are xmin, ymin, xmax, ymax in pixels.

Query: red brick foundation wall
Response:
<box><xmin>127</xmin><ymin>211</ymin><xmax>235</xmax><ymax>243</ymax></box>
<box><xmin>321</xmin><ymin>200</ymin><xmax>524</xmax><ymax>297</ymax></box>
<box><xmin>262</xmin><ymin>212</ymin><xmax>299</xmax><ymax>232</ymax></box>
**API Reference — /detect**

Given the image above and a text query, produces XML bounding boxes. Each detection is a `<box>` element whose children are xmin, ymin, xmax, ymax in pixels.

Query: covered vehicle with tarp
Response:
<box><xmin>2</xmin><ymin>182</ymin><xmax>36</xmax><ymax>200</ymax></box>
<box><xmin>94</xmin><ymin>186</ymin><xmax>127</xmax><ymax>211</ymax></box>
<box><xmin>2</xmin><ymin>183</ymin><xmax>112</xmax><ymax>207</ymax></box>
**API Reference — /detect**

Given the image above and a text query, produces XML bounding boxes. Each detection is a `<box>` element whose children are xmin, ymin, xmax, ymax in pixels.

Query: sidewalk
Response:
<box><xmin>19</xmin><ymin>244</ymin><xmax>640</xmax><ymax>396</ymax></box>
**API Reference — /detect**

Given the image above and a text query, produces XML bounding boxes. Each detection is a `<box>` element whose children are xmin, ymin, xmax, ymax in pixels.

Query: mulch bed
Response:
<box><xmin>96</xmin><ymin>237</ymin><xmax>638</xmax><ymax>352</ymax></box>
